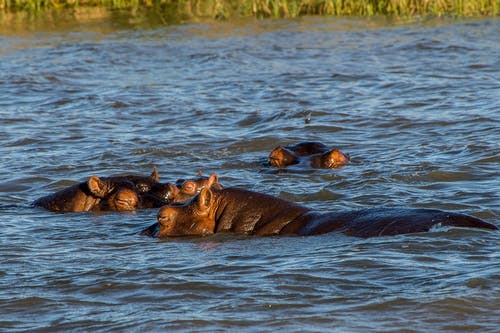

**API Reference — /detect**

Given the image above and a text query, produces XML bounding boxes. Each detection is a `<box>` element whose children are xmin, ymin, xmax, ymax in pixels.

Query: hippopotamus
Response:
<box><xmin>34</xmin><ymin>166</ymin><xmax>161</xmax><ymax>212</ymax></box>
<box><xmin>144</xmin><ymin>186</ymin><xmax>497</xmax><ymax>238</ymax></box>
<box><xmin>268</xmin><ymin>142</ymin><xmax>350</xmax><ymax>169</ymax></box>
<box><xmin>35</xmin><ymin>167</ymin><xmax>223</xmax><ymax>213</ymax></box>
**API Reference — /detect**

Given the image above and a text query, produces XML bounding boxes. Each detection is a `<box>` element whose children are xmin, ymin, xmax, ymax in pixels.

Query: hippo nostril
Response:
<box><xmin>157</xmin><ymin>215</ymin><xmax>169</xmax><ymax>225</ymax></box>
<box><xmin>268</xmin><ymin>157</ymin><xmax>280</xmax><ymax>166</ymax></box>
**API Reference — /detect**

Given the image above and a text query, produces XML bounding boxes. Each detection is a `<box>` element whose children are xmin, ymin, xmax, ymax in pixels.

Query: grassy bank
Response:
<box><xmin>1</xmin><ymin>0</ymin><xmax>498</xmax><ymax>18</ymax></box>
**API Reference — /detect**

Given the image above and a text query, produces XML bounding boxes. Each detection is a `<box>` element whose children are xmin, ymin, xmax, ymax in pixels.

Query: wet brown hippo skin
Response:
<box><xmin>97</xmin><ymin>188</ymin><xmax>139</xmax><ymax>211</ymax></box>
<box><xmin>268</xmin><ymin>142</ymin><xmax>350</xmax><ymax>169</ymax></box>
<box><xmin>96</xmin><ymin>185</ymin><xmax>172</xmax><ymax>211</ymax></box>
<box><xmin>34</xmin><ymin>166</ymin><xmax>160</xmax><ymax>212</ymax></box>
<box><xmin>147</xmin><ymin>187</ymin><xmax>498</xmax><ymax>238</ymax></box>
<box><xmin>281</xmin><ymin>142</ymin><xmax>331</xmax><ymax>156</ymax></box>
<box><xmin>120</xmin><ymin>165</ymin><xmax>159</xmax><ymax>194</ymax></box>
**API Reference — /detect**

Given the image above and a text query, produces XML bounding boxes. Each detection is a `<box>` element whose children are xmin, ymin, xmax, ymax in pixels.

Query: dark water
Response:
<box><xmin>1</xmin><ymin>15</ymin><xmax>499</xmax><ymax>332</ymax></box>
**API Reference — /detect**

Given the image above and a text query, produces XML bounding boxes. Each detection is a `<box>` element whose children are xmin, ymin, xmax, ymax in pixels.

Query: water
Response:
<box><xmin>1</xmin><ymin>14</ymin><xmax>499</xmax><ymax>332</ymax></box>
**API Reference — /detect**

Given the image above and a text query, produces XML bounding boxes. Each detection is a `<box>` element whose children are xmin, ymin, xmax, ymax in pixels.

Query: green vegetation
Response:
<box><xmin>1</xmin><ymin>0</ymin><xmax>498</xmax><ymax>18</ymax></box>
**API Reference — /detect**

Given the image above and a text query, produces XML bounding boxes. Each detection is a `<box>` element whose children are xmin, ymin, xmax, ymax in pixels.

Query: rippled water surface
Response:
<box><xmin>1</xmin><ymin>15</ymin><xmax>499</xmax><ymax>332</ymax></box>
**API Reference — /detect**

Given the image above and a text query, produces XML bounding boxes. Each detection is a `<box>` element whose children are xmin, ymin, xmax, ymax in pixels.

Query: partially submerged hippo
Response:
<box><xmin>144</xmin><ymin>186</ymin><xmax>497</xmax><ymax>238</ymax></box>
<box><xmin>34</xmin><ymin>168</ymin><xmax>222</xmax><ymax>213</ymax></box>
<box><xmin>34</xmin><ymin>166</ymin><xmax>161</xmax><ymax>212</ymax></box>
<box><xmin>268</xmin><ymin>142</ymin><xmax>350</xmax><ymax>169</ymax></box>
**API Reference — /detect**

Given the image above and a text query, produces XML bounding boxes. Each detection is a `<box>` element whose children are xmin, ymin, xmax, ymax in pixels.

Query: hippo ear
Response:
<box><xmin>269</xmin><ymin>146</ymin><xmax>297</xmax><ymax>167</ymax></box>
<box><xmin>207</xmin><ymin>173</ymin><xmax>223</xmax><ymax>190</ymax></box>
<box><xmin>166</xmin><ymin>183</ymin><xmax>180</xmax><ymax>201</ymax></box>
<box><xmin>198</xmin><ymin>187</ymin><xmax>213</xmax><ymax>211</ymax></box>
<box><xmin>206</xmin><ymin>173</ymin><xmax>219</xmax><ymax>189</ymax></box>
<box><xmin>268</xmin><ymin>146</ymin><xmax>284</xmax><ymax>158</ymax></box>
<box><xmin>87</xmin><ymin>176</ymin><xmax>109</xmax><ymax>198</ymax></box>
<box><xmin>321</xmin><ymin>149</ymin><xmax>349</xmax><ymax>168</ymax></box>
<box><xmin>151</xmin><ymin>165</ymin><xmax>159</xmax><ymax>182</ymax></box>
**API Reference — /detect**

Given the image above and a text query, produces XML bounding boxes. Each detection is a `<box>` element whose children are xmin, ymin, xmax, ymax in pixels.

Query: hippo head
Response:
<box><xmin>156</xmin><ymin>186</ymin><xmax>218</xmax><ymax>237</ymax></box>
<box><xmin>102</xmin><ymin>188</ymin><xmax>140</xmax><ymax>211</ymax></box>
<box><xmin>86</xmin><ymin>176</ymin><xmax>141</xmax><ymax>211</ymax></box>
<box><xmin>155</xmin><ymin>174</ymin><xmax>221</xmax><ymax>237</ymax></box>
<box><xmin>268</xmin><ymin>146</ymin><xmax>298</xmax><ymax>168</ymax></box>
<box><xmin>174</xmin><ymin>173</ymin><xmax>222</xmax><ymax>203</ymax></box>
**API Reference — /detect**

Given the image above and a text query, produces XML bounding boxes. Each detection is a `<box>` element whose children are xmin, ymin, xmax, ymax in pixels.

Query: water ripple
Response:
<box><xmin>0</xmin><ymin>16</ymin><xmax>499</xmax><ymax>333</ymax></box>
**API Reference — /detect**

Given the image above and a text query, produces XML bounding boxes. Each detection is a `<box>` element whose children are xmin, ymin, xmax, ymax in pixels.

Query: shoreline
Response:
<box><xmin>1</xmin><ymin>0</ymin><xmax>498</xmax><ymax>19</ymax></box>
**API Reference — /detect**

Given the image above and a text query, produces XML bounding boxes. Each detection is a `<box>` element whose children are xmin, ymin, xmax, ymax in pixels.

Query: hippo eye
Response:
<box><xmin>163</xmin><ymin>192</ymin><xmax>172</xmax><ymax>201</ymax></box>
<box><xmin>136</xmin><ymin>183</ymin><xmax>150</xmax><ymax>193</ymax></box>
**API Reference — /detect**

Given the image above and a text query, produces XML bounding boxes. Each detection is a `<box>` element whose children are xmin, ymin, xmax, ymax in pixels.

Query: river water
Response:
<box><xmin>0</xmin><ymin>14</ymin><xmax>499</xmax><ymax>332</ymax></box>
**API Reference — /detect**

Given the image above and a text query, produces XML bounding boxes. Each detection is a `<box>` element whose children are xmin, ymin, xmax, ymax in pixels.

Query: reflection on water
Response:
<box><xmin>0</xmin><ymin>13</ymin><xmax>499</xmax><ymax>332</ymax></box>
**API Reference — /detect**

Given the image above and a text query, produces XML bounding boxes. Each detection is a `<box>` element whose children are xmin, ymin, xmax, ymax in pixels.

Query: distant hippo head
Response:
<box><xmin>268</xmin><ymin>142</ymin><xmax>349</xmax><ymax>169</ymax></box>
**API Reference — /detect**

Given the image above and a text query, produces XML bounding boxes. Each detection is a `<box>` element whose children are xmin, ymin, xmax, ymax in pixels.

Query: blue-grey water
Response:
<box><xmin>1</xmin><ymin>14</ymin><xmax>499</xmax><ymax>332</ymax></box>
